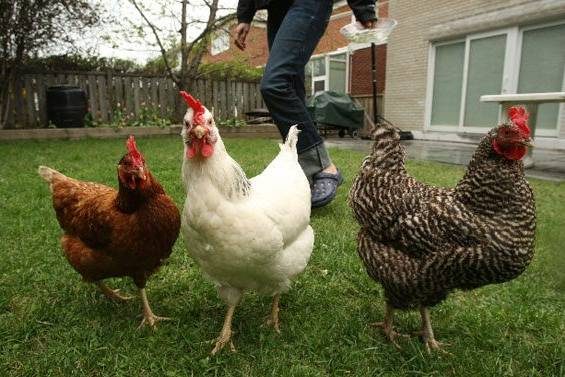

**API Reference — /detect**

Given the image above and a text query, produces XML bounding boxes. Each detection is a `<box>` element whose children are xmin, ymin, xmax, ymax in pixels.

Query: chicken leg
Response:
<box><xmin>372</xmin><ymin>303</ymin><xmax>408</xmax><ymax>350</ymax></box>
<box><xmin>416</xmin><ymin>306</ymin><xmax>449</xmax><ymax>354</ymax></box>
<box><xmin>211</xmin><ymin>305</ymin><xmax>237</xmax><ymax>355</ymax></box>
<box><xmin>137</xmin><ymin>288</ymin><xmax>170</xmax><ymax>329</ymax></box>
<box><xmin>264</xmin><ymin>294</ymin><xmax>281</xmax><ymax>333</ymax></box>
<box><xmin>95</xmin><ymin>281</ymin><xmax>133</xmax><ymax>301</ymax></box>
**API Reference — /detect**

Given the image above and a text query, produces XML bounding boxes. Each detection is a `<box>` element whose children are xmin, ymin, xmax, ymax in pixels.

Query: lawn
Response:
<box><xmin>0</xmin><ymin>135</ymin><xmax>563</xmax><ymax>377</ymax></box>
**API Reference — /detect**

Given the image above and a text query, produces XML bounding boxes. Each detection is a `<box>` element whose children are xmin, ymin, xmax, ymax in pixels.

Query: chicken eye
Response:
<box><xmin>184</xmin><ymin>119</ymin><xmax>191</xmax><ymax>128</ymax></box>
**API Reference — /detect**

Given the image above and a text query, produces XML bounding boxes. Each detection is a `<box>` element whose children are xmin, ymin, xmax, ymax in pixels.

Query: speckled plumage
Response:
<box><xmin>349</xmin><ymin>122</ymin><xmax>535</xmax><ymax>317</ymax></box>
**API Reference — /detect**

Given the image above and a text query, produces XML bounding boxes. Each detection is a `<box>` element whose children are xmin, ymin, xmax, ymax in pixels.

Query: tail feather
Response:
<box><xmin>280</xmin><ymin>125</ymin><xmax>300</xmax><ymax>153</ymax></box>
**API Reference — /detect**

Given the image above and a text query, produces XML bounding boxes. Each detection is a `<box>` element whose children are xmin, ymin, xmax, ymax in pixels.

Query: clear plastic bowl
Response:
<box><xmin>340</xmin><ymin>18</ymin><xmax>398</xmax><ymax>44</ymax></box>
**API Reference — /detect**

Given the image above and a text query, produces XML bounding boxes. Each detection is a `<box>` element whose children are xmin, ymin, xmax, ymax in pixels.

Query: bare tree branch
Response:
<box><xmin>129</xmin><ymin>0</ymin><xmax>179</xmax><ymax>85</ymax></box>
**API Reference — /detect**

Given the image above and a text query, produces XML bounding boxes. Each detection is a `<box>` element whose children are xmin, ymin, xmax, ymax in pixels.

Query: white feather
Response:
<box><xmin>181</xmin><ymin>119</ymin><xmax>314</xmax><ymax>303</ymax></box>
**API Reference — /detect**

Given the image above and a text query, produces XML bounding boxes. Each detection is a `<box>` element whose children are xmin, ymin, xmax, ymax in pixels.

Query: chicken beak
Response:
<box><xmin>520</xmin><ymin>138</ymin><xmax>534</xmax><ymax>148</ymax></box>
<box><xmin>135</xmin><ymin>166</ymin><xmax>146</xmax><ymax>180</ymax></box>
<box><xmin>193</xmin><ymin>125</ymin><xmax>206</xmax><ymax>139</ymax></box>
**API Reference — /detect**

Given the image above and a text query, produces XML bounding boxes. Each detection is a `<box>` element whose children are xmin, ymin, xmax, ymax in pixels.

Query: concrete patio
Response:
<box><xmin>326</xmin><ymin>138</ymin><xmax>565</xmax><ymax>182</ymax></box>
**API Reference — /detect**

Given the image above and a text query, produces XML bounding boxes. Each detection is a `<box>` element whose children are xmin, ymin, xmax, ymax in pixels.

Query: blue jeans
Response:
<box><xmin>261</xmin><ymin>0</ymin><xmax>333</xmax><ymax>154</ymax></box>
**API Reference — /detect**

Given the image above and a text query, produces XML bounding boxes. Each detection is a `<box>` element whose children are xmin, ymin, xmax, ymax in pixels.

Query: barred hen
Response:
<box><xmin>348</xmin><ymin>107</ymin><xmax>536</xmax><ymax>353</ymax></box>
<box><xmin>38</xmin><ymin>136</ymin><xmax>180</xmax><ymax>329</ymax></box>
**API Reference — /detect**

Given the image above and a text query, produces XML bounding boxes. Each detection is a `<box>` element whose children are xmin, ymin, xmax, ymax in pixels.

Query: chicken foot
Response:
<box><xmin>137</xmin><ymin>288</ymin><xmax>171</xmax><ymax>330</ymax></box>
<box><xmin>414</xmin><ymin>306</ymin><xmax>450</xmax><ymax>355</ymax></box>
<box><xmin>371</xmin><ymin>303</ymin><xmax>409</xmax><ymax>350</ymax></box>
<box><xmin>95</xmin><ymin>281</ymin><xmax>133</xmax><ymax>301</ymax></box>
<box><xmin>264</xmin><ymin>294</ymin><xmax>281</xmax><ymax>333</ymax></box>
<box><xmin>211</xmin><ymin>305</ymin><xmax>237</xmax><ymax>355</ymax></box>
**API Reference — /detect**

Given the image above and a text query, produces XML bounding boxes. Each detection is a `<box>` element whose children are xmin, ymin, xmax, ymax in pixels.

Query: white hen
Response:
<box><xmin>178</xmin><ymin>92</ymin><xmax>314</xmax><ymax>354</ymax></box>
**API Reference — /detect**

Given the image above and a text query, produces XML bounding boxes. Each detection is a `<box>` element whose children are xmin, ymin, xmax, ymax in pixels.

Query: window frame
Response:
<box><xmin>513</xmin><ymin>20</ymin><xmax>565</xmax><ymax>137</ymax></box>
<box><xmin>425</xmin><ymin>21</ymin><xmax>565</xmax><ymax>136</ymax></box>
<box><xmin>309</xmin><ymin>48</ymin><xmax>350</xmax><ymax>95</ymax></box>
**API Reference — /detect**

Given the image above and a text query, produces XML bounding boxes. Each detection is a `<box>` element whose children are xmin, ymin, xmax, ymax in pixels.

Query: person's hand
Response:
<box><xmin>234</xmin><ymin>23</ymin><xmax>251</xmax><ymax>51</ymax></box>
<box><xmin>359</xmin><ymin>19</ymin><xmax>376</xmax><ymax>29</ymax></box>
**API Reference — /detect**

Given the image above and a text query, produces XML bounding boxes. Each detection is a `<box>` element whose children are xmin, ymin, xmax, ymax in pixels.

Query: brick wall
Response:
<box><xmin>313</xmin><ymin>6</ymin><xmax>351</xmax><ymax>55</ymax></box>
<box><xmin>348</xmin><ymin>1</ymin><xmax>389</xmax><ymax>96</ymax></box>
<box><xmin>350</xmin><ymin>45</ymin><xmax>387</xmax><ymax>96</ymax></box>
<box><xmin>384</xmin><ymin>0</ymin><xmax>565</xmax><ymax>132</ymax></box>
<box><xmin>203</xmin><ymin>23</ymin><xmax>268</xmax><ymax>67</ymax></box>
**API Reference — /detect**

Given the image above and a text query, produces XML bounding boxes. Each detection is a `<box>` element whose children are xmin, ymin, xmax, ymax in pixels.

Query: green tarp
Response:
<box><xmin>307</xmin><ymin>91</ymin><xmax>364</xmax><ymax>130</ymax></box>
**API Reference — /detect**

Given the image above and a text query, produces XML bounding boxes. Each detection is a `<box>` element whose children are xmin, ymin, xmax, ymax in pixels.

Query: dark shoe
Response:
<box><xmin>311</xmin><ymin>169</ymin><xmax>344</xmax><ymax>208</ymax></box>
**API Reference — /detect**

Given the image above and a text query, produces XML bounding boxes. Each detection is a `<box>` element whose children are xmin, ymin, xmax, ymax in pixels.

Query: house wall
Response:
<box><xmin>313</xmin><ymin>5</ymin><xmax>352</xmax><ymax>56</ymax></box>
<box><xmin>347</xmin><ymin>1</ymin><xmax>389</xmax><ymax>96</ymax></box>
<box><xmin>385</xmin><ymin>0</ymin><xmax>565</xmax><ymax>139</ymax></box>
<box><xmin>350</xmin><ymin>45</ymin><xmax>387</xmax><ymax>96</ymax></box>
<box><xmin>203</xmin><ymin>23</ymin><xmax>268</xmax><ymax>67</ymax></box>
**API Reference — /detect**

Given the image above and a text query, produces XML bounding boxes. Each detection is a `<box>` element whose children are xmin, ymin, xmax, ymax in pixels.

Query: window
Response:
<box><xmin>311</xmin><ymin>57</ymin><xmax>326</xmax><ymax>93</ymax></box>
<box><xmin>329</xmin><ymin>53</ymin><xmax>347</xmax><ymax>93</ymax></box>
<box><xmin>463</xmin><ymin>34</ymin><xmax>507</xmax><ymax>128</ymax></box>
<box><xmin>308</xmin><ymin>52</ymin><xmax>348</xmax><ymax>95</ymax></box>
<box><xmin>518</xmin><ymin>23</ymin><xmax>565</xmax><ymax>131</ymax></box>
<box><xmin>427</xmin><ymin>22</ymin><xmax>565</xmax><ymax>135</ymax></box>
<box><xmin>211</xmin><ymin>30</ymin><xmax>230</xmax><ymax>55</ymax></box>
<box><xmin>430</xmin><ymin>42</ymin><xmax>464</xmax><ymax>127</ymax></box>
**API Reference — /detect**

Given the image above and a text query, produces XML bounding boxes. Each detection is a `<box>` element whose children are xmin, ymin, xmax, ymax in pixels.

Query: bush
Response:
<box><xmin>198</xmin><ymin>60</ymin><xmax>264</xmax><ymax>82</ymax></box>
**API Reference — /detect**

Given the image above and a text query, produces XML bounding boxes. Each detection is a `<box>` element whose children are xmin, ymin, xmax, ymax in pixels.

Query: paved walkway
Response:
<box><xmin>326</xmin><ymin>138</ymin><xmax>565</xmax><ymax>182</ymax></box>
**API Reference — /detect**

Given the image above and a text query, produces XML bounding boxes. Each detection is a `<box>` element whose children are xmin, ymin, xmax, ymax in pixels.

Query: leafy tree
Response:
<box><xmin>129</xmin><ymin>0</ymin><xmax>236</xmax><ymax>117</ymax></box>
<box><xmin>0</xmin><ymin>0</ymin><xmax>102</xmax><ymax>128</ymax></box>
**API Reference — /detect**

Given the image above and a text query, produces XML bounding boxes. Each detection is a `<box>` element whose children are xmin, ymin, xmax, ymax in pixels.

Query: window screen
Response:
<box><xmin>518</xmin><ymin>23</ymin><xmax>565</xmax><ymax>131</ymax></box>
<box><xmin>430</xmin><ymin>42</ymin><xmax>465</xmax><ymax>127</ymax></box>
<box><xmin>464</xmin><ymin>34</ymin><xmax>507</xmax><ymax>128</ymax></box>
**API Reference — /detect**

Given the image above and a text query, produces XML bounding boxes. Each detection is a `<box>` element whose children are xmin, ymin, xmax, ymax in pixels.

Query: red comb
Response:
<box><xmin>508</xmin><ymin>106</ymin><xmax>531</xmax><ymax>138</ymax></box>
<box><xmin>179</xmin><ymin>91</ymin><xmax>206</xmax><ymax>125</ymax></box>
<box><xmin>126</xmin><ymin>135</ymin><xmax>143</xmax><ymax>165</ymax></box>
<box><xmin>180</xmin><ymin>91</ymin><xmax>203</xmax><ymax>113</ymax></box>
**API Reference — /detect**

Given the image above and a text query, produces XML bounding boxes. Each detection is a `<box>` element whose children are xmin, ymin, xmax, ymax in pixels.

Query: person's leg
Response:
<box><xmin>266</xmin><ymin>2</ymin><xmax>291</xmax><ymax>49</ymax></box>
<box><xmin>262</xmin><ymin>0</ymin><xmax>336</xmax><ymax>180</ymax></box>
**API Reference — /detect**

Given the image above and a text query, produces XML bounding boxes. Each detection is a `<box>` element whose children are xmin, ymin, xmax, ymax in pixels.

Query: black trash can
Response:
<box><xmin>46</xmin><ymin>86</ymin><xmax>88</xmax><ymax>128</ymax></box>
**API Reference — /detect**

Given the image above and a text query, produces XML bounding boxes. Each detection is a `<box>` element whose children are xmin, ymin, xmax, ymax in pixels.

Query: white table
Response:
<box><xmin>480</xmin><ymin>92</ymin><xmax>565</xmax><ymax>168</ymax></box>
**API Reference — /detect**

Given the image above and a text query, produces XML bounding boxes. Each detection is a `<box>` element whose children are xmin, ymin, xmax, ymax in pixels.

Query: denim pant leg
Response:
<box><xmin>262</xmin><ymin>0</ymin><xmax>334</xmax><ymax>178</ymax></box>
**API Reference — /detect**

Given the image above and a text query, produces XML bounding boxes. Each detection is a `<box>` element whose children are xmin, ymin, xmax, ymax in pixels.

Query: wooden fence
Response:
<box><xmin>3</xmin><ymin>71</ymin><xmax>265</xmax><ymax>129</ymax></box>
<box><xmin>352</xmin><ymin>94</ymin><xmax>385</xmax><ymax>136</ymax></box>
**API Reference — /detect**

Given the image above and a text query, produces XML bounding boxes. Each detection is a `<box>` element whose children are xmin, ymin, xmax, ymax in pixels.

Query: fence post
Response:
<box><xmin>106</xmin><ymin>69</ymin><xmax>114</xmax><ymax>122</ymax></box>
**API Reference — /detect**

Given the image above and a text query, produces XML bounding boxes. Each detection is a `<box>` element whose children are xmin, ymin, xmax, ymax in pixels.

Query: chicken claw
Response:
<box><xmin>371</xmin><ymin>321</ymin><xmax>409</xmax><ymax>350</ymax></box>
<box><xmin>416</xmin><ymin>306</ymin><xmax>452</xmax><ymax>355</ymax></box>
<box><xmin>423</xmin><ymin>338</ymin><xmax>451</xmax><ymax>355</ymax></box>
<box><xmin>136</xmin><ymin>288</ymin><xmax>170</xmax><ymax>330</ymax></box>
<box><xmin>371</xmin><ymin>303</ymin><xmax>408</xmax><ymax>350</ymax></box>
<box><xmin>211</xmin><ymin>305</ymin><xmax>237</xmax><ymax>355</ymax></box>
<box><xmin>138</xmin><ymin>313</ymin><xmax>171</xmax><ymax>330</ymax></box>
<box><xmin>96</xmin><ymin>282</ymin><xmax>133</xmax><ymax>302</ymax></box>
<box><xmin>211</xmin><ymin>331</ymin><xmax>236</xmax><ymax>355</ymax></box>
<box><xmin>263</xmin><ymin>294</ymin><xmax>281</xmax><ymax>334</ymax></box>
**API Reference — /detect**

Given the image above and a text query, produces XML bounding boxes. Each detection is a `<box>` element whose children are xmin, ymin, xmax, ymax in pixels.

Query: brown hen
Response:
<box><xmin>38</xmin><ymin>136</ymin><xmax>180</xmax><ymax>329</ymax></box>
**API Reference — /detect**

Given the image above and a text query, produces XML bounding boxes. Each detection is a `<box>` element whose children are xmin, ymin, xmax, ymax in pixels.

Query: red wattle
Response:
<box><xmin>187</xmin><ymin>143</ymin><xmax>198</xmax><ymax>159</ymax></box>
<box><xmin>201</xmin><ymin>142</ymin><xmax>214</xmax><ymax>157</ymax></box>
<box><xmin>492</xmin><ymin>139</ymin><xmax>526</xmax><ymax>160</ymax></box>
<box><xmin>186</xmin><ymin>139</ymin><xmax>213</xmax><ymax>158</ymax></box>
<box><xmin>505</xmin><ymin>146</ymin><xmax>527</xmax><ymax>161</ymax></box>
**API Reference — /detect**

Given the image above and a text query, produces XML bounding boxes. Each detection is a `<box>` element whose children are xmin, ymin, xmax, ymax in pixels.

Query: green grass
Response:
<box><xmin>0</xmin><ymin>136</ymin><xmax>563</xmax><ymax>377</ymax></box>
